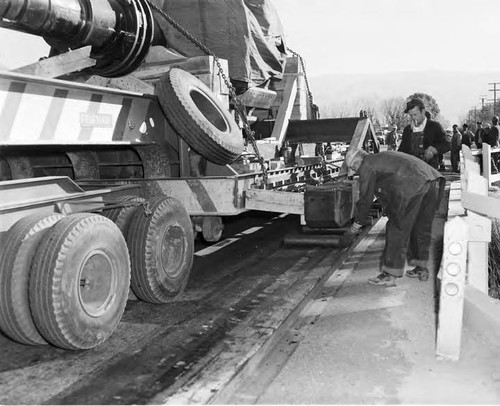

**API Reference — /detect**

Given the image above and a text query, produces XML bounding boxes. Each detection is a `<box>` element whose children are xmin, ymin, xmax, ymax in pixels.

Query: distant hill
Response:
<box><xmin>308</xmin><ymin>70</ymin><xmax>500</xmax><ymax>126</ymax></box>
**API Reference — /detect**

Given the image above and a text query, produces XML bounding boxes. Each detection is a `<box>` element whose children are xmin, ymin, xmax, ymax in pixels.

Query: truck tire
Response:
<box><xmin>156</xmin><ymin>68</ymin><xmax>244</xmax><ymax>165</ymax></box>
<box><xmin>0</xmin><ymin>213</ymin><xmax>64</xmax><ymax>345</ymax></box>
<box><xmin>102</xmin><ymin>195</ymin><xmax>146</xmax><ymax>238</ymax></box>
<box><xmin>202</xmin><ymin>216</ymin><xmax>224</xmax><ymax>242</ymax></box>
<box><xmin>127</xmin><ymin>196</ymin><xmax>194</xmax><ymax>303</ymax></box>
<box><xmin>29</xmin><ymin>213</ymin><xmax>131</xmax><ymax>350</ymax></box>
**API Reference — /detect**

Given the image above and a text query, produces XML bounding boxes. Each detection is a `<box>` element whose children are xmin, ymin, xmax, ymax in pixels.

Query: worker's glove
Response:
<box><xmin>423</xmin><ymin>146</ymin><xmax>438</xmax><ymax>162</ymax></box>
<box><xmin>339</xmin><ymin>222</ymin><xmax>363</xmax><ymax>248</ymax></box>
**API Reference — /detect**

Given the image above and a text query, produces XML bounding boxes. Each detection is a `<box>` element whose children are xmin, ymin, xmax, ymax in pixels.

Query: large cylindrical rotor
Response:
<box><xmin>0</xmin><ymin>0</ymin><xmax>156</xmax><ymax>77</ymax></box>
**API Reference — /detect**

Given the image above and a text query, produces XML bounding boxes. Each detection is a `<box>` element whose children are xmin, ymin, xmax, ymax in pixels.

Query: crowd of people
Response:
<box><xmin>445</xmin><ymin>118</ymin><xmax>500</xmax><ymax>173</ymax></box>
<box><xmin>385</xmin><ymin>111</ymin><xmax>500</xmax><ymax>174</ymax></box>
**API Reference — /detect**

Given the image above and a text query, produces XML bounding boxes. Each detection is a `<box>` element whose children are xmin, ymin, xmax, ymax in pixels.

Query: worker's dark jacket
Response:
<box><xmin>462</xmin><ymin>130</ymin><xmax>474</xmax><ymax>148</ymax></box>
<box><xmin>398</xmin><ymin>119</ymin><xmax>450</xmax><ymax>168</ymax></box>
<box><xmin>487</xmin><ymin>125</ymin><xmax>500</xmax><ymax>147</ymax></box>
<box><xmin>354</xmin><ymin>151</ymin><xmax>444</xmax><ymax>225</ymax></box>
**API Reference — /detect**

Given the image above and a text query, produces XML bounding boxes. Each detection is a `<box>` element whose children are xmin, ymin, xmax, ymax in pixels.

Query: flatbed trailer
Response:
<box><xmin>0</xmin><ymin>0</ymin><xmax>378</xmax><ymax>351</ymax></box>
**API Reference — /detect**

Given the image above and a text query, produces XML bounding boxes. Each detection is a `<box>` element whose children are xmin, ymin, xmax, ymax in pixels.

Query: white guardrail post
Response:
<box><xmin>436</xmin><ymin>216</ymin><xmax>468</xmax><ymax>360</ymax></box>
<box><xmin>436</xmin><ymin>145</ymin><xmax>492</xmax><ymax>360</ymax></box>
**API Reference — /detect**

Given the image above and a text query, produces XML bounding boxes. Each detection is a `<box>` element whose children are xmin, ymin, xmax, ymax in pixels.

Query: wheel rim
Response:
<box><xmin>157</xmin><ymin>224</ymin><xmax>186</xmax><ymax>279</ymax></box>
<box><xmin>79</xmin><ymin>250</ymin><xmax>115</xmax><ymax>318</ymax></box>
<box><xmin>189</xmin><ymin>89</ymin><xmax>229</xmax><ymax>132</ymax></box>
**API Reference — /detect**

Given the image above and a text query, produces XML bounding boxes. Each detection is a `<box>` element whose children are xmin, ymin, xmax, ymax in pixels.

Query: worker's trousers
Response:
<box><xmin>382</xmin><ymin>179</ymin><xmax>442</xmax><ymax>277</ymax></box>
<box><xmin>451</xmin><ymin>149</ymin><xmax>460</xmax><ymax>172</ymax></box>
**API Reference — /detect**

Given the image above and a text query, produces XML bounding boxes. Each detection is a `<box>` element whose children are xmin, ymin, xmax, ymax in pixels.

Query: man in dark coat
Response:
<box><xmin>475</xmin><ymin>121</ymin><xmax>484</xmax><ymax>149</ymax></box>
<box><xmin>489</xmin><ymin>116</ymin><xmax>500</xmax><ymax>147</ymax></box>
<box><xmin>398</xmin><ymin>98</ymin><xmax>450</xmax><ymax>169</ymax></box>
<box><xmin>340</xmin><ymin>149</ymin><xmax>445</xmax><ymax>286</ymax></box>
<box><xmin>461</xmin><ymin>123</ymin><xmax>474</xmax><ymax>148</ymax></box>
<box><xmin>487</xmin><ymin>116</ymin><xmax>500</xmax><ymax>173</ymax></box>
<box><xmin>450</xmin><ymin>124</ymin><xmax>462</xmax><ymax>173</ymax></box>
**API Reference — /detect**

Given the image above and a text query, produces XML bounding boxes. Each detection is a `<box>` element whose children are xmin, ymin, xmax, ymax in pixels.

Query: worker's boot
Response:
<box><xmin>406</xmin><ymin>266</ymin><xmax>429</xmax><ymax>281</ymax></box>
<box><xmin>368</xmin><ymin>272</ymin><xmax>396</xmax><ymax>287</ymax></box>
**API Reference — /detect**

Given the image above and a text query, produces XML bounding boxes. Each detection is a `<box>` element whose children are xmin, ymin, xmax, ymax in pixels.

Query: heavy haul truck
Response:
<box><xmin>0</xmin><ymin>0</ymin><xmax>377</xmax><ymax>350</ymax></box>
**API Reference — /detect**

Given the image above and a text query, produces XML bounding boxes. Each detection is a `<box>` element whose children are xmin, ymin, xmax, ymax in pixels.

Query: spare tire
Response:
<box><xmin>29</xmin><ymin>213</ymin><xmax>131</xmax><ymax>350</ymax></box>
<box><xmin>156</xmin><ymin>68</ymin><xmax>244</xmax><ymax>165</ymax></box>
<box><xmin>127</xmin><ymin>196</ymin><xmax>194</xmax><ymax>303</ymax></box>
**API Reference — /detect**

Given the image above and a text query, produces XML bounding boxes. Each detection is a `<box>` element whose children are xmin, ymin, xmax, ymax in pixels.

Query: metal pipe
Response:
<box><xmin>0</xmin><ymin>0</ymin><xmax>157</xmax><ymax>77</ymax></box>
<box><xmin>283</xmin><ymin>234</ymin><xmax>342</xmax><ymax>248</ymax></box>
<box><xmin>301</xmin><ymin>226</ymin><xmax>348</xmax><ymax>235</ymax></box>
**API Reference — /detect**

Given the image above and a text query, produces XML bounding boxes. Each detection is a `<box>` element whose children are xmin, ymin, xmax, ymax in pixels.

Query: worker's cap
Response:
<box><xmin>345</xmin><ymin>148</ymin><xmax>368</xmax><ymax>176</ymax></box>
<box><xmin>392</xmin><ymin>124</ymin><xmax>397</xmax><ymax>129</ymax></box>
<box><xmin>477</xmin><ymin>121</ymin><xmax>482</xmax><ymax>125</ymax></box>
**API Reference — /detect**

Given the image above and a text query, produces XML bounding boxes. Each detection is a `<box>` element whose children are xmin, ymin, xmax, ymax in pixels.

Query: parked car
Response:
<box><xmin>376</xmin><ymin>131</ymin><xmax>385</xmax><ymax>145</ymax></box>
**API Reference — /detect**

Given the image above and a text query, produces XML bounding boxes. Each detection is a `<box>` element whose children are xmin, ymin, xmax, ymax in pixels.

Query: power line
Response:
<box><xmin>489</xmin><ymin>83</ymin><xmax>500</xmax><ymax>116</ymax></box>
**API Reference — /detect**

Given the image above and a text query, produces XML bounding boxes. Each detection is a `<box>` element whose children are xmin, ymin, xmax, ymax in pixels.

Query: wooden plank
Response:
<box><xmin>245</xmin><ymin>189</ymin><xmax>304</xmax><ymax>214</ymax></box>
<box><xmin>436</xmin><ymin>216</ymin><xmax>468</xmax><ymax>360</ymax></box>
<box><xmin>461</xmin><ymin>144</ymin><xmax>476</xmax><ymax>168</ymax></box>
<box><xmin>483</xmin><ymin>143</ymin><xmax>492</xmax><ymax>186</ymax></box>
<box><xmin>270</xmin><ymin>75</ymin><xmax>297</xmax><ymax>148</ymax></box>
<box><xmin>235</xmin><ymin>87</ymin><xmax>277</xmax><ymax>109</ymax></box>
<box><xmin>108</xmin><ymin>75</ymin><xmax>155</xmax><ymax>94</ymax></box>
<box><xmin>461</xmin><ymin>191</ymin><xmax>500</xmax><ymax>219</ymax></box>
<box><xmin>12</xmin><ymin>46</ymin><xmax>95</xmax><ymax>78</ymax></box>
<box><xmin>338</xmin><ymin>118</ymin><xmax>369</xmax><ymax>177</ymax></box>
<box><xmin>464</xmin><ymin>284</ymin><xmax>500</xmax><ymax>344</ymax></box>
<box><xmin>283</xmin><ymin>56</ymin><xmax>300</xmax><ymax>74</ymax></box>
<box><xmin>464</xmin><ymin>170</ymin><xmax>490</xmax><ymax>294</ymax></box>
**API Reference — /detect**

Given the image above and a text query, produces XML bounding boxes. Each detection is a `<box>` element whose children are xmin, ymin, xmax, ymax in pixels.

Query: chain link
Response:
<box><xmin>286</xmin><ymin>47</ymin><xmax>317</xmax><ymax>118</ymax></box>
<box><xmin>146</xmin><ymin>0</ymin><xmax>269</xmax><ymax>186</ymax></box>
<box><xmin>286</xmin><ymin>47</ymin><xmax>325</xmax><ymax>173</ymax></box>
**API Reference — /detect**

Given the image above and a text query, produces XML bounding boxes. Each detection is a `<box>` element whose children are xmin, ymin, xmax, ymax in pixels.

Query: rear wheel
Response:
<box><xmin>127</xmin><ymin>196</ymin><xmax>194</xmax><ymax>303</ymax></box>
<box><xmin>0</xmin><ymin>213</ymin><xmax>64</xmax><ymax>345</ymax></box>
<box><xmin>29</xmin><ymin>213</ymin><xmax>130</xmax><ymax>350</ymax></box>
<box><xmin>102</xmin><ymin>195</ymin><xmax>146</xmax><ymax>238</ymax></box>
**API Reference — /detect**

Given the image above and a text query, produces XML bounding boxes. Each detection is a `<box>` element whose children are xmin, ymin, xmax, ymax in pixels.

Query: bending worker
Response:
<box><xmin>340</xmin><ymin>148</ymin><xmax>444</xmax><ymax>286</ymax></box>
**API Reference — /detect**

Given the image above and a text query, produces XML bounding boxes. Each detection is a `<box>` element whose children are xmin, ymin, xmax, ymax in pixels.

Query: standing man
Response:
<box><xmin>398</xmin><ymin>98</ymin><xmax>450</xmax><ymax>169</ymax></box>
<box><xmin>482</xmin><ymin>123</ymin><xmax>492</xmax><ymax>146</ymax></box>
<box><xmin>340</xmin><ymin>149</ymin><xmax>444</xmax><ymax>286</ymax></box>
<box><xmin>475</xmin><ymin>121</ymin><xmax>484</xmax><ymax>149</ymax></box>
<box><xmin>488</xmin><ymin>116</ymin><xmax>500</xmax><ymax>173</ymax></box>
<box><xmin>489</xmin><ymin>116</ymin><xmax>500</xmax><ymax>147</ymax></box>
<box><xmin>450</xmin><ymin>124</ymin><xmax>462</xmax><ymax>173</ymax></box>
<box><xmin>385</xmin><ymin>124</ymin><xmax>398</xmax><ymax>150</ymax></box>
<box><xmin>461</xmin><ymin>123</ymin><xmax>474</xmax><ymax>148</ymax></box>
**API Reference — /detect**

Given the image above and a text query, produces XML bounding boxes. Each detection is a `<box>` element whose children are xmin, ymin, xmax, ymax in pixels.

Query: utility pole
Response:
<box><xmin>479</xmin><ymin>95</ymin><xmax>488</xmax><ymax>111</ymax></box>
<box><xmin>489</xmin><ymin>82</ymin><xmax>500</xmax><ymax>116</ymax></box>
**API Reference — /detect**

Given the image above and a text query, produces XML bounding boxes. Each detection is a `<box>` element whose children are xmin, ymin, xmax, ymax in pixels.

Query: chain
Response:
<box><xmin>286</xmin><ymin>47</ymin><xmax>325</xmax><ymax>174</ymax></box>
<box><xmin>286</xmin><ymin>47</ymin><xmax>317</xmax><ymax>118</ymax></box>
<box><xmin>146</xmin><ymin>0</ymin><xmax>269</xmax><ymax>186</ymax></box>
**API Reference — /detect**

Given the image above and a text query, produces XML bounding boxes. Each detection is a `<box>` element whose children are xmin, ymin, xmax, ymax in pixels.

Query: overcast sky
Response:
<box><xmin>271</xmin><ymin>0</ymin><xmax>500</xmax><ymax>75</ymax></box>
<box><xmin>1</xmin><ymin>0</ymin><xmax>499</xmax><ymax>124</ymax></box>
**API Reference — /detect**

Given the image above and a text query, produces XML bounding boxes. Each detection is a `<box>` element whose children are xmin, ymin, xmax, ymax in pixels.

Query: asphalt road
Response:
<box><xmin>0</xmin><ymin>211</ymin><xmax>347</xmax><ymax>405</ymax></box>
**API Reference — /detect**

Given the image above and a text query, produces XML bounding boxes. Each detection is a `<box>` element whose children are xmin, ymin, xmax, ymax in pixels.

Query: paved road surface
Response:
<box><xmin>0</xmin><ymin>211</ymin><xmax>350</xmax><ymax>404</ymax></box>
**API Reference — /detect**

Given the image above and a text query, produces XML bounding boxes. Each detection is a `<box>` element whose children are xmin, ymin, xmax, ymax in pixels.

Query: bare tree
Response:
<box><xmin>380</xmin><ymin>97</ymin><xmax>406</xmax><ymax>128</ymax></box>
